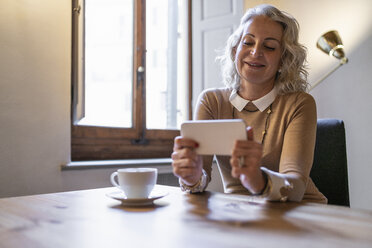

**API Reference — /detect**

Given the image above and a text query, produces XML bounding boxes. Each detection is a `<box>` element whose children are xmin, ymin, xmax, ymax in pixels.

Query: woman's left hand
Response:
<box><xmin>230</xmin><ymin>127</ymin><xmax>267</xmax><ymax>194</ymax></box>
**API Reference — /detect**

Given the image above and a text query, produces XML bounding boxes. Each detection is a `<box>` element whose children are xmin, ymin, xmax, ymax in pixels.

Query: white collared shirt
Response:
<box><xmin>229</xmin><ymin>86</ymin><xmax>278</xmax><ymax>112</ymax></box>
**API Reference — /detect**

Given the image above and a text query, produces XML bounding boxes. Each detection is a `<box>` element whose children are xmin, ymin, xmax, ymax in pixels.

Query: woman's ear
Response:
<box><xmin>231</xmin><ymin>47</ymin><xmax>237</xmax><ymax>61</ymax></box>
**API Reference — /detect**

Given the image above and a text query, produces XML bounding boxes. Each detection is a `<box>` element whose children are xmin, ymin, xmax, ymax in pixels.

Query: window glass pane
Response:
<box><xmin>78</xmin><ymin>0</ymin><xmax>133</xmax><ymax>128</ymax></box>
<box><xmin>146</xmin><ymin>0</ymin><xmax>188</xmax><ymax>130</ymax></box>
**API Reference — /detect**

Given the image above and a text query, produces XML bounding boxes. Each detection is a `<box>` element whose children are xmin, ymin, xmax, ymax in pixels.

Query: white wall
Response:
<box><xmin>0</xmin><ymin>1</ymin><xmax>71</xmax><ymax>197</ymax></box>
<box><xmin>1</xmin><ymin>0</ymin><xmax>371</xmax><ymax>211</ymax></box>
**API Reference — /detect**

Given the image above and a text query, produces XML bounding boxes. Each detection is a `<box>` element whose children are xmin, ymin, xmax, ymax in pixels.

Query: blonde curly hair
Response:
<box><xmin>218</xmin><ymin>4</ymin><xmax>309</xmax><ymax>94</ymax></box>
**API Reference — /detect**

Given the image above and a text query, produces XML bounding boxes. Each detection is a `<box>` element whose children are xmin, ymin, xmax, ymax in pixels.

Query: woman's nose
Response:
<box><xmin>250</xmin><ymin>47</ymin><xmax>263</xmax><ymax>57</ymax></box>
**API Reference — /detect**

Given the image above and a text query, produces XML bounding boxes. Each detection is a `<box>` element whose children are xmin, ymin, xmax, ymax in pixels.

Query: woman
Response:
<box><xmin>171</xmin><ymin>4</ymin><xmax>326</xmax><ymax>203</ymax></box>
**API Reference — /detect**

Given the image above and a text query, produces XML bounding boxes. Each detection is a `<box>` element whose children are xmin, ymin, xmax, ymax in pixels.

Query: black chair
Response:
<box><xmin>310</xmin><ymin>119</ymin><xmax>350</xmax><ymax>206</ymax></box>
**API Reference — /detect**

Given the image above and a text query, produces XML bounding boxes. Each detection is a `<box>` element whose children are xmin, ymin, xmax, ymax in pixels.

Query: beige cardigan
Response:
<box><xmin>195</xmin><ymin>87</ymin><xmax>327</xmax><ymax>203</ymax></box>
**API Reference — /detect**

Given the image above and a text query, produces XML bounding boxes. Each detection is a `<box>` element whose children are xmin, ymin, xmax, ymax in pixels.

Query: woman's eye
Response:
<box><xmin>265</xmin><ymin>46</ymin><xmax>275</xmax><ymax>50</ymax></box>
<box><xmin>243</xmin><ymin>41</ymin><xmax>253</xmax><ymax>46</ymax></box>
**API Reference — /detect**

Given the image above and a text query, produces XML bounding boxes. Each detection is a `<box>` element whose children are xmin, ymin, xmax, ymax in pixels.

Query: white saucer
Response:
<box><xmin>106</xmin><ymin>190</ymin><xmax>168</xmax><ymax>207</ymax></box>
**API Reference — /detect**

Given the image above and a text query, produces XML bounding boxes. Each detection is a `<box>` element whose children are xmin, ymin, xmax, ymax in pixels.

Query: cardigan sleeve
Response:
<box><xmin>262</xmin><ymin>93</ymin><xmax>317</xmax><ymax>202</ymax></box>
<box><xmin>194</xmin><ymin>89</ymin><xmax>218</xmax><ymax>120</ymax></box>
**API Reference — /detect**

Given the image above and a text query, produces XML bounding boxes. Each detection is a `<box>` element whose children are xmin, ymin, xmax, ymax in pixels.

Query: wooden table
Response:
<box><xmin>1</xmin><ymin>185</ymin><xmax>372</xmax><ymax>248</ymax></box>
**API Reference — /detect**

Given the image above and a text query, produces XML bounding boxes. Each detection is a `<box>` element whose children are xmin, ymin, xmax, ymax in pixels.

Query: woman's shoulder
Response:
<box><xmin>198</xmin><ymin>87</ymin><xmax>232</xmax><ymax>102</ymax></box>
<box><xmin>200</xmin><ymin>87</ymin><xmax>232</xmax><ymax>96</ymax></box>
<box><xmin>275</xmin><ymin>91</ymin><xmax>316</xmax><ymax>118</ymax></box>
<box><xmin>277</xmin><ymin>91</ymin><xmax>315</xmax><ymax>105</ymax></box>
<box><xmin>195</xmin><ymin>87</ymin><xmax>233</xmax><ymax>120</ymax></box>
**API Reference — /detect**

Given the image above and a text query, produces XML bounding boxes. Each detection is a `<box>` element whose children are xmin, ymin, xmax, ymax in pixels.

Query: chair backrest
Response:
<box><xmin>310</xmin><ymin>119</ymin><xmax>350</xmax><ymax>206</ymax></box>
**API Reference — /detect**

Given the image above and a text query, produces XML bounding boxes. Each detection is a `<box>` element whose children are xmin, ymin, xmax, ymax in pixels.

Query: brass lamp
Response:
<box><xmin>310</xmin><ymin>30</ymin><xmax>349</xmax><ymax>90</ymax></box>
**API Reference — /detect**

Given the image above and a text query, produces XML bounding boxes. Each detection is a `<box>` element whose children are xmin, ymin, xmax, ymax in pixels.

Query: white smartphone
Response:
<box><xmin>180</xmin><ymin>119</ymin><xmax>247</xmax><ymax>155</ymax></box>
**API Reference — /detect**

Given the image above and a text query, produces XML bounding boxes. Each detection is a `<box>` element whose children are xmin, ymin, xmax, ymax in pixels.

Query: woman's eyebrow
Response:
<box><xmin>244</xmin><ymin>33</ymin><xmax>281</xmax><ymax>44</ymax></box>
<box><xmin>265</xmin><ymin>37</ymin><xmax>281</xmax><ymax>44</ymax></box>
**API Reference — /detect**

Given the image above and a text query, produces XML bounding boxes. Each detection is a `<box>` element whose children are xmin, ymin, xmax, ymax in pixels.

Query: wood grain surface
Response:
<box><xmin>0</xmin><ymin>185</ymin><xmax>371</xmax><ymax>248</ymax></box>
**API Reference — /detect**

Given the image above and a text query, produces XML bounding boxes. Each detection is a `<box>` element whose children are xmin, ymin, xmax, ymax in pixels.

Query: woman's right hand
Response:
<box><xmin>171</xmin><ymin>136</ymin><xmax>203</xmax><ymax>186</ymax></box>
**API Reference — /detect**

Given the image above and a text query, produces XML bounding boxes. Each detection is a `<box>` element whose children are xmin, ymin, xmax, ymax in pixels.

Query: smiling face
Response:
<box><xmin>234</xmin><ymin>15</ymin><xmax>283</xmax><ymax>92</ymax></box>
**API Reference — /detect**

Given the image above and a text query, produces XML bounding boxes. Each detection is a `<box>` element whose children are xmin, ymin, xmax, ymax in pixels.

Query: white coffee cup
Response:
<box><xmin>110</xmin><ymin>168</ymin><xmax>158</xmax><ymax>199</ymax></box>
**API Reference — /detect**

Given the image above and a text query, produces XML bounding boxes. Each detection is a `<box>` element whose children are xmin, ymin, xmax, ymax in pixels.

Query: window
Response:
<box><xmin>71</xmin><ymin>0</ymin><xmax>191</xmax><ymax>160</ymax></box>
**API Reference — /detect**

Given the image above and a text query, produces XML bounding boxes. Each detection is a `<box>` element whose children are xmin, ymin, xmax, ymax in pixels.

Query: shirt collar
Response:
<box><xmin>229</xmin><ymin>86</ymin><xmax>278</xmax><ymax>112</ymax></box>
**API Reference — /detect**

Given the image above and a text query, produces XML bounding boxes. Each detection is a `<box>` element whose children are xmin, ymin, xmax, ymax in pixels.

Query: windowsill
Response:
<box><xmin>62</xmin><ymin>158</ymin><xmax>173</xmax><ymax>174</ymax></box>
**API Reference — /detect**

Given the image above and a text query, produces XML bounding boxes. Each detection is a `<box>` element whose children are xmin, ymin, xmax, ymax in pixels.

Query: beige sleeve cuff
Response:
<box><xmin>179</xmin><ymin>169</ymin><xmax>208</xmax><ymax>193</ymax></box>
<box><xmin>260</xmin><ymin>167</ymin><xmax>294</xmax><ymax>202</ymax></box>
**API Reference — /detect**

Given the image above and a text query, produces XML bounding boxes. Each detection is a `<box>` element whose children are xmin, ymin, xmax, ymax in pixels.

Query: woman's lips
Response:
<box><xmin>245</xmin><ymin>61</ymin><xmax>265</xmax><ymax>68</ymax></box>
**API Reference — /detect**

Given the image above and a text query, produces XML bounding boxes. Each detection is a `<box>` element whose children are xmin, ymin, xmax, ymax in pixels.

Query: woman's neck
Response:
<box><xmin>238</xmin><ymin>82</ymin><xmax>274</xmax><ymax>101</ymax></box>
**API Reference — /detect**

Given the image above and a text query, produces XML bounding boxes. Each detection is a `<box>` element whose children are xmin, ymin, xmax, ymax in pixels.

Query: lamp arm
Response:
<box><xmin>309</xmin><ymin>58</ymin><xmax>348</xmax><ymax>91</ymax></box>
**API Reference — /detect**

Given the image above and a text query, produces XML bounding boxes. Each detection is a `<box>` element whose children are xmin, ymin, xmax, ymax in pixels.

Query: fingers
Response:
<box><xmin>171</xmin><ymin>146</ymin><xmax>198</xmax><ymax>161</ymax></box>
<box><xmin>171</xmin><ymin>147</ymin><xmax>199</xmax><ymax>176</ymax></box>
<box><xmin>230</xmin><ymin>157</ymin><xmax>241</xmax><ymax>178</ymax></box>
<box><xmin>230</xmin><ymin>139</ymin><xmax>262</xmax><ymax>178</ymax></box>
<box><xmin>174</xmin><ymin>136</ymin><xmax>199</xmax><ymax>151</ymax></box>
<box><xmin>172</xmin><ymin>158</ymin><xmax>196</xmax><ymax>177</ymax></box>
<box><xmin>230</xmin><ymin>155</ymin><xmax>261</xmax><ymax>178</ymax></box>
<box><xmin>172</xmin><ymin>136</ymin><xmax>202</xmax><ymax>185</ymax></box>
<box><xmin>246</xmin><ymin>126</ymin><xmax>254</xmax><ymax>141</ymax></box>
<box><xmin>231</xmin><ymin>140</ymin><xmax>262</xmax><ymax>158</ymax></box>
<box><xmin>171</xmin><ymin>154</ymin><xmax>202</xmax><ymax>185</ymax></box>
